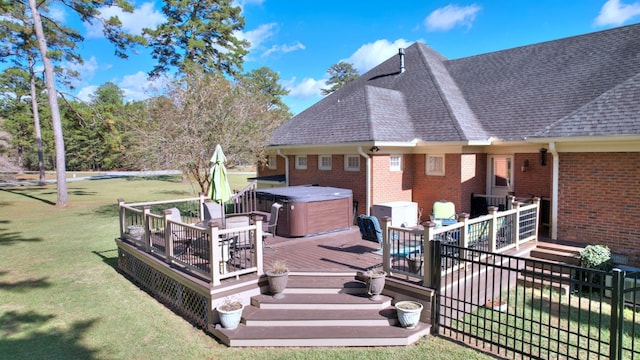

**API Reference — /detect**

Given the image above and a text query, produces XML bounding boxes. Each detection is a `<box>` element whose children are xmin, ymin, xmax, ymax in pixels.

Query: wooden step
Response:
<box><xmin>211</xmin><ymin>323</ymin><xmax>431</xmax><ymax>347</ymax></box>
<box><xmin>523</xmin><ymin>259</ymin><xmax>577</xmax><ymax>277</ymax></box>
<box><xmin>529</xmin><ymin>248</ymin><xmax>580</xmax><ymax>265</ymax></box>
<box><xmin>535</xmin><ymin>242</ymin><xmax>584</xmax><ymax>255</ymax></box>
<box><xmin>516</xmin><ymin>274</ymin><xmax>571</xmax><ymax>297</ymax></box>
<box><xmin>242</xmin><ymin>306</ymin><xmax>398</xmax><ymax>326</ymax></box>
<box><xmin>285</xmin><ymin>274</ymin><xmax>367</xmax><ymax>295</ymax></box>
<box><xmin>252</xmin><ymin>293</ymin><xmax>392</xmax><ymax>310</ymax></box>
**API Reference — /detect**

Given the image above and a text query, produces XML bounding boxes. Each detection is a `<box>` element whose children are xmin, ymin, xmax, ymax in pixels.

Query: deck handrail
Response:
<box><xmin>229</xmin><ymin>180</ymin><xmax>258</xmax><ymax>214</ymax></box>
<box><xmin>380</xmin><ymin>198</ymin><xmax>541</xmax><ymax>286</ymax></box>
<box><xmin>117</xmin><ymin>197</ymin><xmax>264</xmax><ymax>286</ymax></box>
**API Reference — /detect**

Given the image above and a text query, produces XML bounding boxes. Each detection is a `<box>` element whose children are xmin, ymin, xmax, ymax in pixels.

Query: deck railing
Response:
<box><xmin>228</xmin><ymin>180</ymin><xmax>258</xmax><ymax>214</ymax></box>
<box><xmin>380</xmin><ymin>198</ymin><xmax>541</xmax><ymax>286</ymax></box>
<box><xmin>117</xmin><ymin>196</ymin><xmax>263</xmax><ymax>286</ymax></box>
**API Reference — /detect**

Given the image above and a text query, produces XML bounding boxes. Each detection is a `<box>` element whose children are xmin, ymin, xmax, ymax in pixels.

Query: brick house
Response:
<box><xmin>257</xmin><ymin>24</ymin><xmax>640</xmax><ymax>265</ymax></box>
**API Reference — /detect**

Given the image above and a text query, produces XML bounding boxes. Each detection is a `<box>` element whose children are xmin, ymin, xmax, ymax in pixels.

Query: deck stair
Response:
<box><xmin>210</xmin><ymin>273</ymin><xmax>431</xmax><ymax>347</ymax></box>
<box><xmin>517</xmin><ymin>242</ymin><xmax>584</xmax><ymax>296</ymax></box>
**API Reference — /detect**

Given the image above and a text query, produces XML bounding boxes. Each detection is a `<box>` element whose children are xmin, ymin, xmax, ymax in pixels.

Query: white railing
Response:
<box><xmin>117</xmin><ymin>196</ymin><xmax>264</xmax><ymax>286</ymax></box>
<box><xmin>379</xmin><ymin>198</ymin><xmax>541</xmax><ymax>286</ymax></box>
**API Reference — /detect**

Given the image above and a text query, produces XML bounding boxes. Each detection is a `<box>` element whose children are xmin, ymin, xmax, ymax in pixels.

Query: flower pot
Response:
<box><xmin>486</xmin><ymin>299</ymin><xmax>507</xmax><ymax>312</ymax></box>
<box><xmin>266</xmin><ymin>270</ymin><xmax>289</xmax><ymax>299</ymax></box>
<box><xmin>395</xmin><ymin>300</ymin><xmax>423</xmax><ymax>329</ymax></box>
<box><xmin>217</xmin><ymin>303</ymin><xmax>244</xmax><ymax>330</ymax></box>
<box><xmin>127</xmin><ymin>225</ymin><xmax>144</xmax><ymax>240</ymax></box>
<box><xmin>366</xmin><ymin>271</ymin><xmax>386</xmax><ymax>301</ymax></box>
<box><xmin>406</xmin><ymin>254</ymin><xmax>424</xmax><ymax>275</ymax></box>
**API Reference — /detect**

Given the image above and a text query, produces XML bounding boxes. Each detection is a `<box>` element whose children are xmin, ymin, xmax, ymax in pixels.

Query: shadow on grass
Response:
<box><xmin>93</xmin><ymin>249</ymin><xmax>119</xmax><ymax>270</ymax></box>
<box><xmin>0</xmin><ymin>188</ymin><xmax>55</xmax><ymax>206</ymax></box>
<box><xmin>0</xmin><ymin>310</ymin><xmax>99</xmax><ymax>360</ymax></box>
<box><xmin>0</xmin><ymin>230</ymin><xmax>43</xmax><ymax>246</ymax></box>
<box><xmin>126</xmin><ymin>175</ymin><xmax>183</xmax><ymax>183</ymax></box>
<box><xmin>92</xmin><ymin>203</ymin><xmax>119</xmax><ymax>218</ymax></box>
<box><xmin>0</xmin><ymin>277</ymin><xmax>51</xmax><ymax>292</ymax></box>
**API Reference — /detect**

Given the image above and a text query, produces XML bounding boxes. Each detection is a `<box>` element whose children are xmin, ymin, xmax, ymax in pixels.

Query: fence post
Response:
<box><xmin>255</xmin><ymin>220</ymin><xmax>264</xmax><ymax>275</ymax></box>
<box><xmin>514</xmin><ymin>202</ymin><xmax>522</xmax><ymax>249</ymax></box>
<box><xmin>488</xmin><ymin>206</ymin><xmax>499</xmax><ymax>252</ymax></box>
<box><xmin>609</xmin><ymin>269</ymin><xmax>623</xmax><ymax>360</ymax></box>
<box><xmin>422</xmin><ymin>221</ymin><xmax>436</xmax><ymax>286</ymax></box>
<box><xmin>143</xmin><ymin>206</ymin><xmax>151</xmax><ymax>252</ymax></box>
<box><xmin>209</xmin><ymin>223</ymin><xmax>222</xmax><ymax>286</ymax></box>
<box><xmin>380</xmin><ymin>216</ymin><xmax>392</xmax><ymax>274</ymax></box>
<box><xmin>118</xmin><ymin>198</ymin><xmax>126</xmax><ymax>238</ymax></box>
<box><xmin>432</xmin><ymin>238</ymin><xmax>442</xmax><ymax>335</ymax></box>
<box><xmin>163</xmin><ymin>209</ymin><xmax>174</xmax><ymax>265</ymax></box>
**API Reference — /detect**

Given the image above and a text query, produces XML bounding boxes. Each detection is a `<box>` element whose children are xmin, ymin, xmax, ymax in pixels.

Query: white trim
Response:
<box><xmin>295</xmin><ymin>155</ymin><xmax>307</xmax><ymax>170</ymax></box>
<box><xmin>426</xmin><ymin>154</ymin><xmax>445</xmax><ymax>176</ymax></box>
<box><xmin>390</xmin><ymin>155</ymin><xmax>402</xmax><ymax>171</ymax></box>
<box><xmin>344</xmin><ymin>155</ymin><xmax>360</xmax><ymax>171</ymax></box>
<box><xmin>318</xmin><ymin>155</ymin><xmax>332</xmax><ymax>170</ymax></box>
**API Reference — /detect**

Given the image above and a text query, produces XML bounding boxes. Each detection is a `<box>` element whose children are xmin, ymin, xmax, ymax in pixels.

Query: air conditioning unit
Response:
<box><xmin>371</xmin><ymin>201</ymin><xmax>418</xmax><ymax>228</ymax></box>
<box><xmin>604</xmin><ymin>266</ymin><xmax>640</xmax><ymax>305</ymax></box>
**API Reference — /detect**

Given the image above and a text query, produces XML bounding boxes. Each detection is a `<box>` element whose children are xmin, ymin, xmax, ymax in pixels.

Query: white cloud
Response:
<box><xmin>46</xmin><ymin>5</ymin><xmax>66</xmax><ymax>23</ymax></box>
<box><xmin>594</xmin><ymin>0</ymin><xmax>640</xmax><ymax>26</ymax></box>
<box><xmin>424</xmin><ymin>4</ymin><xmax>481</xmax><ymax>32</ymax></box>
<box><xmin>85</xmin><ymin>2</ymin><xmax>165</xmax><ymax>38</ymax></box>
<box><xmin>284</xmin><ymin>77</ymin><xmax>326</xmax><ymax>99</ymax></box>
<box><xmin>262</xmin><ymin>41</ymin><xmax>305</xmax><ymax>57</ymax></box>
<box><xmin>234</xmin><ymin>0</ymin><xmax>265</xmax><ymax>13</ymax></box>
<box><xmin>67</xmin><ymin>56</ymin><xmax>99</xmax><ymax>82</ymax></box>
<box><xmin>240</xmin><ymin>23</ymin><xmax>278</xmax><ymax>50</ymax></box>
<box><xmin>346</xmin><ymin>39</ymin><xmax>414</xmax><ymax>73</ymax></box>
<box><xmin>118</xmin><ymin>71</ymin><xmax>169</xmax><ymax>101</ymax></box>
<box><xmin>76</xmin><ymin>85</ymin><xmax>98</xmax><ymax>102</ymax></box>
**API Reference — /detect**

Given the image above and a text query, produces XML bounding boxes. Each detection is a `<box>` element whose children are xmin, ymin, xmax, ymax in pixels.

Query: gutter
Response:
<box><xmin>357</xmin><ymin>146</ymin><xmax>371</xmax><ymax>215</ymax></box>
<box><xmin>549</xmin><ymin>142</ymin><xmax>558</xmax><ymax>240</ymax></box>
<box><xmin>276</xmin><ymin>149</ymin><xmax>289</xmax><ymax>186</ymax></box>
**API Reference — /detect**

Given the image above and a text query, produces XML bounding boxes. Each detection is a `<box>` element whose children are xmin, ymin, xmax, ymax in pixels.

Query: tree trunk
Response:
<box><xmin>29</xmin><ymin>56</ymin><xmax>46</xmax><ymax>186</ymax></box>
<box><xmin>28</xmin><ymin>0</ymin><xmax>67</xmax><ymax>206</ymax></box>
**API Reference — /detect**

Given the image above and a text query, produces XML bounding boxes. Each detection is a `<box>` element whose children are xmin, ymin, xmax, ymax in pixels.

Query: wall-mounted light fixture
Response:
<box><xmin>540</xmin><ymin>148</ymin><xmax>548</xmax><ymax>166</ymax></box>
<box><xmin>521</xmin><ymin>159</ymin><xmax>530</xmax><ymax>172</ymax></box>
<box><xmin>369</xmin><ymin>146</ymin><xmax>380</xmax><ymax>153</ymax></box>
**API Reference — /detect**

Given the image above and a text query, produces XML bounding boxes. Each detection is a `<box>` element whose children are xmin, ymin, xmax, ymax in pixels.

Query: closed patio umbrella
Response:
<box><xmin>208</xmin><ymin>144</ymin><xmax>232</xmax><ymax>204</ymax></box>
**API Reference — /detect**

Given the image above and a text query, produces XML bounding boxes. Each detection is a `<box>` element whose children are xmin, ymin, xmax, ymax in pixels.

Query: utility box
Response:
<box><xmin>372</xmin><ymin>201</ymin><xmax>418</xmax><ymax>228</ymax></box>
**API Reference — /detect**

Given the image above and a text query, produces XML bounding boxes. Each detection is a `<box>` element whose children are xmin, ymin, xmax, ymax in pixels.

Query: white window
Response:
<box><xmin>295</xmin><ymin>155</ymin><xmax>307</xmax><ymax>170</ymax></box>
<box><xmin>426</xmin><ymin>155</ymin><xmax>445</xmax><ymax>176</ymax></box>
<box><xmin>267</xmin><ymin>154</ymin><xmax>277</xmax><ymax>170</ymax></box>
<box><xmin>318</xmin><ymin>155</ymin><xmax>332</xmax><ymax>170</ymax></box>
<box><xmin>390</xmin><ymin>155</ymin><xmax>402</xmax><ymax>171</ymax></box>
<box><xmin>344</xmin><ymin>155</ymin><xmax>360</xmax><ymax>171</ymax></box>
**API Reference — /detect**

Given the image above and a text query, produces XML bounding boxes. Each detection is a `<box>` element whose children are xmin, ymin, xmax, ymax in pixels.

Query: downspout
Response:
<box><xmin>358</xmin><ymin>146</ymin><xmax>371</xmax><ymax>215</ymax></box>
<box><xmin>549</xmin><ymin>142</ymin><xmax>559</xmax><ymax>240</ymax></box>
<box><xmin>276</xmin><ymin>149</ymin><xmax>289</xmax><ymax>186</ymax></box>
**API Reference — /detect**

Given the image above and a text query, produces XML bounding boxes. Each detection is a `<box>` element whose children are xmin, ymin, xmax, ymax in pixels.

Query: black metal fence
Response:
<box><xmin>432</xmin><ymin>240</ymin><xmax>640</xmax><ymax>360</ymax></box>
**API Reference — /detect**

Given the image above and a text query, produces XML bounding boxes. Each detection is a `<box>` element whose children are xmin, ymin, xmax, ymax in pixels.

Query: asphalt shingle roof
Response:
<box><xmin>270</xmin><ymin>24</ymin><xmax>640</xmax><ymax>147</ymax></box>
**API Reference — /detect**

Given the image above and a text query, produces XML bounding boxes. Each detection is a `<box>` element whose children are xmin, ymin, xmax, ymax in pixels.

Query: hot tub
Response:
<box><xmin>255</xmin><ymin>186</ymin><xmax>353</xmax><ymax>237</ymax></box>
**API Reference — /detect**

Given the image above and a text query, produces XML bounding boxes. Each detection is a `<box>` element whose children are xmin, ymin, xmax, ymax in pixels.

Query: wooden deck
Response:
<box><xmin>262</xmin><ymin>226</ymin><xmax>383</xmax><ymax>273</ymax></box>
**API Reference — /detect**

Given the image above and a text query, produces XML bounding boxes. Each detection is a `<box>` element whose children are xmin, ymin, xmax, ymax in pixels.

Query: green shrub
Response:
<box><xmin>579</xmin><ymin>244</ymin><xmax>613</xmax><ymax>271</ymax></box>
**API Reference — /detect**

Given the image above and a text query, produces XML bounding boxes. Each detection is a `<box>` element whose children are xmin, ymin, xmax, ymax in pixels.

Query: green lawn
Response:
<box><xmin>0</xmin><ymin>174</ymin><xmax>493</xmax><ymax>360</ymax></box>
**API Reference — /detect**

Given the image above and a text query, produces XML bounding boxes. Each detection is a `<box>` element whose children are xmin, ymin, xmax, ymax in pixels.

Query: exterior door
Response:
<box><xmin>488</xmin><ymin>155</ymin><xmax>513</xmax><ymax>196</ymax></box>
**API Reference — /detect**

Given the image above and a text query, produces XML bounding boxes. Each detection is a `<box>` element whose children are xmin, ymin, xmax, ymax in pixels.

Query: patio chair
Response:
<box><xmin>165</xmin><ymin>207</ymin><xmax>191</xmax><ymax>254</ymax></box>
<box><xmin>430</xmin><ymin>200</ymin><xmax>457</xmax><ymax>226</ymax></box>
<box><xmin>262</xmin><ymin>203</ymin><xmax>282</xmax><ymax>250</ymax></box>
<box><xmin>203</xmin><ymin>201</ymin><xmax>225</xmax><ymax>227</ymax></box>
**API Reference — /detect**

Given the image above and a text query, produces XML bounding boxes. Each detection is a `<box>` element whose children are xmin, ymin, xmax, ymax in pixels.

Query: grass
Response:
<box><xmin>451</xmin><ymin>285</ymin><xmax>640</xmax><ymax>359</ymax></box>
<box><xmin>0</xmin><ymin>174</ymin><xmax>494</xmax><ymax>360</ymax></box>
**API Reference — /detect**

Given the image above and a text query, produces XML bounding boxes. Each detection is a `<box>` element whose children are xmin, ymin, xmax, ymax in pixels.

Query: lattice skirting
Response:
<box><xmin>117</xmin><ymin>248</ymin><xmax>210</xmax><ymax>328</ymax></box>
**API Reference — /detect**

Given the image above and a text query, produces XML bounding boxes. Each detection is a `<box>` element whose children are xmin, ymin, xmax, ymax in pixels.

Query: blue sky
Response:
<box><xmin>51</xmin><ymin>0</ymin><xmax>640</xmax><ymax>114</ymax></box>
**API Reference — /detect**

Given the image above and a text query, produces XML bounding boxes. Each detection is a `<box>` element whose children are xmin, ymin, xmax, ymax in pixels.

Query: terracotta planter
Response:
<box><xmin>217</xmin><ymin>303</ymin><xmax>244</xmax><ymax>330</ymax></box>
<box><xmin>366</xmin><ymin>271</ymin><xmax>386</xmax><ymax>301</ymax></box>
<box><xmin>486</xmin><ymin>299</ymin><xmax>507</xmax><ymax>312</ymax></box>
<box><xmin>266</xmin><ymin>270</ymin><xmax>289</xmax><ymax>299</ymax></box>
<box><xmin>395</xmin><ymin>300</ymin><xmax>423</xmax><ymax>329</ymax></box>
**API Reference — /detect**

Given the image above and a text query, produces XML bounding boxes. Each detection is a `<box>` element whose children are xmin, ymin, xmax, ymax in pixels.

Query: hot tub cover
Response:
<box><xmin>255</xmin><ymin>186</ymin><xmax>352</xmax><ymax>203</ymax></box>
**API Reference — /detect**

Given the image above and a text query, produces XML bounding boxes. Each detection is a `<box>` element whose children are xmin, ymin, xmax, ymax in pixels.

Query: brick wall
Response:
<box><xmin>557</xmin><ymin>152</ymin><xmax>640</xmax><ymax>265</ymax></box>
<box><xmin>370</xmin><ymin>154</ymin><xmax>414</xmax><ymax>209</ymax></box>
<box><xmin>513</xmin><ymin>153</ymin><xmax>552</xmax><ymax>198</ymax></box>
<box><xmin>460</xmin><ymin>153</ymin><xmax>487</xmax><ymax>216</ymax></box>
<box><xmin>412</xmin><ymin>154</ymin><xmax>464</xmax><ymax>223</ymax></box>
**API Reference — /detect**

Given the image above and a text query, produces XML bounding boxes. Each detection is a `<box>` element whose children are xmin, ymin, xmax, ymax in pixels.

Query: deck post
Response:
<box><xmin>143</xmin><ymin>206</ymin><xmax>151</xmax><ymax>252</ymax></box>
<box><xmin>164</xmin><ymin>209</ymin><xmax>174</xmax><ymax>265</ymax></box>
<box><xmin>209</xmin><ymin>223</ymin><xmax>222</xmax><ymax>286</ymax></box>
<box><xmin>514</xmin><ymin>202</ymin><xmax>522</xmax><ymax>248</ymax></box>
<box><xmin>488</xmin><ymin>206</ymin><xmax>499</xmax><ymax>253</ymax></box>
<box><xmin>532</xmin><ymin>197</ymin><xmax>541</xmax><ymax>241</ymax></box>
<box><xmin>118</xmin><ymin>198</ymin><xmax>126</xmax><ymax>238</ymax></box>
<box><xmin>198</xmin><ymin>193</ymin><xmax>206</xmax><ymax>221</ymax></box>
<box><xmin>459</xmin><ymin>213</ymin><xmax>470</xmax><ymax>266</ymax></box>
<box><xmin>255</xmin><ymin>220</ymin><xmax>264</xmax><ymax>275</ymax></box>
<box><xmin>422</xmin><ymin>221</ymin><xmax>436</xmax><ymax>287</ymax></box>
<box><xmin>380</xmin><ymin>216</ymin><xmax>392</xmax><ymax>273</ymax></box>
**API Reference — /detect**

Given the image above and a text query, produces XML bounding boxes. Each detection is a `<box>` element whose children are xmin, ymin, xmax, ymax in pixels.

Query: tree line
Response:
<box><xmin>0</xmin><ymin>0</ymin><xmax>290</xmax><ymax>206</ymax></box>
